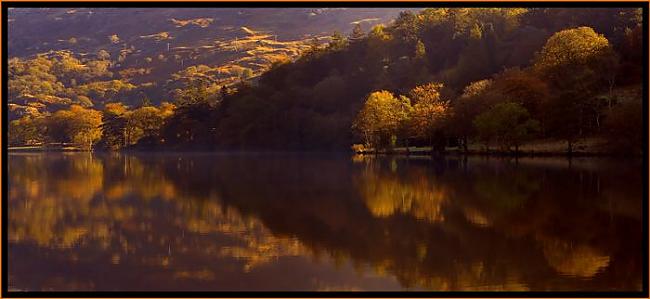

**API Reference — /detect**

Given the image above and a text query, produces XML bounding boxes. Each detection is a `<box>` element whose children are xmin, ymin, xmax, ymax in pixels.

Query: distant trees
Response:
<box><xmin>9</xmin><ymin>101</ymin><xmax>177</xmax><ymax>151</ymax></box>
<box><xmin>101</xmin><ymin>102</ymin><xmax>176</xmax><ymax>149</ymax></box>
<box><xmin>173</xmin><ymin>81</ymin><xmax>219</xmax><ymax>106</ymax></box>
<box><xmin>9</xmin><ymin>115</ymin><xmax>46</xmax><ymax>146</ymax></box>
<box><xmin>46</xmin><ymin>105</ymin><xmax>103</xmax><ymax>150</ymax></box>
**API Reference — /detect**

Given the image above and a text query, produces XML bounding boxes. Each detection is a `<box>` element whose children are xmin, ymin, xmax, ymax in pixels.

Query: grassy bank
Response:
<box><xmin>354</xmin><ymin>138</ymin><xmax>632</xmax><ymax>157</ymax></box>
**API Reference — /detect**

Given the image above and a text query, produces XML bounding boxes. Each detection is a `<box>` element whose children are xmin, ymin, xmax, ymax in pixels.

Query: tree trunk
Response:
<box><xmin>405</xmin><ymin>139</ymin><xmax>410</xmax><ymax>156</ymax></box>
<box><xmin>608</xmin><ymin>75</ymin><xmax>616</xmax><ymax>110</ymax></box>
<box><xmin>462</xmin><ymin>136</ymin><xmax>468</xmax><ymax>153</ymax></box>
<box><xmin>567</xmin><ymin>140</ymin><xmax>573</xmax><ymax>156</ymax></box>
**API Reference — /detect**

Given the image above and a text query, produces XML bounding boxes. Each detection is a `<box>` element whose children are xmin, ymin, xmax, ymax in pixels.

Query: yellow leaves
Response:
<box><xmin>368</xmin><ymin>24</ymin><xmax>391</xmax><ymax>42</ymax></box>
<box><xmin>410</xmin><ymin>102</ymin><xmax>448</xmax><ymax>137</ymax></box>
<box><xmin>410</xmin><ymin>82</ymin><xmax>444</xmax><ymax>105</ymax></box>
<box><xmin>48</xmin><ymin>105</ymin><xmax>103</xmax><ymax>148</ymax></box>
<box><xmin>353</xmin><ymin>91</ymin><xmax>412</xmax><ymax>137</ymax></box>
<box><xmin>407</xmin><ymin>83</ymin><xmax>450</xmax><ymax>139</ymax></box>
<box><xmin>534</xmin><ymin>26</ymin><xmax>611</xmax><ymax>72</ymax></box>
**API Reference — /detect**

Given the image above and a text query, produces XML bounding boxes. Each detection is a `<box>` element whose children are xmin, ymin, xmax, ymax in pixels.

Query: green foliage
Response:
<box><xmin>603</xmin><ymin>87</ymin><xmax>643</xmax><ymax>153</ymax></box>
<box><xmin>473</xmin><ymin>102</ymin><xmax>539</xmax><ymax>151</ymax></box>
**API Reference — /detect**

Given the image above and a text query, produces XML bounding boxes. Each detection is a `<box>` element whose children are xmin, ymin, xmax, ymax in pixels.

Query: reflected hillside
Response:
<box><xmin>8</xmin><ymin>153</ymin><xmax>643</xmax><ymax>291</ymax></box>
<box><xmin>9</xmin><ymin>154</ymin><xmax>314</xmax><ymax>291</ymax></box>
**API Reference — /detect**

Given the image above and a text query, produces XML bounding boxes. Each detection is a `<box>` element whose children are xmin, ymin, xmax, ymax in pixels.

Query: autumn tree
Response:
<box><xmin>533</xmin><ymin>27</ymin><xmax>616</xmax><ymax>153</ymax></box>
<box><xmin>352</xmin><ymin>91</ymin><xmax>412</xmax><ymax>149</ymax></box>
<box><xmin>126</xmin><ymin>102</ymin><xmax>176</xmax><ymax>147</ymax></box>
<box><xmin>47</xmin><ymin>105</ymin><xmax>103</xmax><ymax>150</ymax></box>
<box><xmin>449</xmin><ymin>79</ymin><xmax>494</xmax><ymax>152</ymax></box>
<box><xmin>407</xmin><ymin>83</ymin><xmax>450</xmax><ymax>150</ymax></box>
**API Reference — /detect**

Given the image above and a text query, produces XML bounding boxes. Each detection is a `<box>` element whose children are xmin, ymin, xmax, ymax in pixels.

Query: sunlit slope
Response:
<box><xmin>7</xmin><ymin>8</ymin><xmax>409</xmax><ymax>117</ymax></box>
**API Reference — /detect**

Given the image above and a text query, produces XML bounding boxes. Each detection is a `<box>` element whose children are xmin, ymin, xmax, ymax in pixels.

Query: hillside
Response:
<box><xmin>7</xmin><ymin>7</ymin><xmax>643</xmax><ymax>154</ymax></box>
<box><xmin>7</xmin><ymin>7</ymin><xmax>410</xmax><ymax>117</ymax></box>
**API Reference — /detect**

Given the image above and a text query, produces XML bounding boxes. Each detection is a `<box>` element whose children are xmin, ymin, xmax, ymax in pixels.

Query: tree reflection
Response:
<box><xmin>8</xmin><ymin>153</ymin><xmax>643</xmax><ymax>291</ymax></box>
<box><xmin>351</xmin><ymin>155</ymin><xmax>640</xmax><ymax>289</ymax></box>
<box><xmin>9</xmin><ymin>153</ymin><xmax>309</xmax><ymax>291</ymax></box>
<box><xmin>357</xmin><ymin>158</ymin><xmax>447</xmax><ymax>222</ymax></box>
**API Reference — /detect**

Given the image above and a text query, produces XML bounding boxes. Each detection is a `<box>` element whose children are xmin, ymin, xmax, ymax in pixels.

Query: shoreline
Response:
<box><xmin>8</xmin><ymin>147</ymin><xmax>639</xmax><ymax>158</ymax></box>
<box><xmin>354</xmin><ymin>149</ymin><xmax>637</xmax><ymax>158</ymax></box>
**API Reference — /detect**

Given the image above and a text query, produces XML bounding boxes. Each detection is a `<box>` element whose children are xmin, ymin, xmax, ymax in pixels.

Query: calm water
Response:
<box><xmin>7</xmin><ymin>152</ymin><xmax>644</xmax><ymax>291</ymax></box>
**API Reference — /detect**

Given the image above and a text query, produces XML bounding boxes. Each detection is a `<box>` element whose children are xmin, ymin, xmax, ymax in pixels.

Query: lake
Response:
<box><xmin>7</xmin><ymin>152</ymin><xmax>644</xmax><ymax>291</ymax></box>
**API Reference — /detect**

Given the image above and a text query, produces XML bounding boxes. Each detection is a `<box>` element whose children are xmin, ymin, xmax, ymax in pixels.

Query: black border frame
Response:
<box><xmin>1</xmin><ymin>1</ymin><xmax>648</xmax><ymax>298</ymax></box>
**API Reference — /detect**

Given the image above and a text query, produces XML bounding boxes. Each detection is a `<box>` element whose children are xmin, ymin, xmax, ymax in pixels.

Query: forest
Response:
<box><xmin>8</xmin><ymin>8</ymin><xmax>644</xmax><ymax>154</ymax></box>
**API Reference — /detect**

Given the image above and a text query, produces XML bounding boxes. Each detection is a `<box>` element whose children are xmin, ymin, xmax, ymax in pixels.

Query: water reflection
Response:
<box><xmin>8</xmin><ymin>153</ymin><xmax>643</xmax><ymax>291</ymax></box>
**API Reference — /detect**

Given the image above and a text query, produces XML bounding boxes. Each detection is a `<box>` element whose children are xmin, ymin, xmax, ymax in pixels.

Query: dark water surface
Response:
<box><xmin>7</xmin><ymin>152</ymin><xmax>644</xmax><ymax>291</ymax></box>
